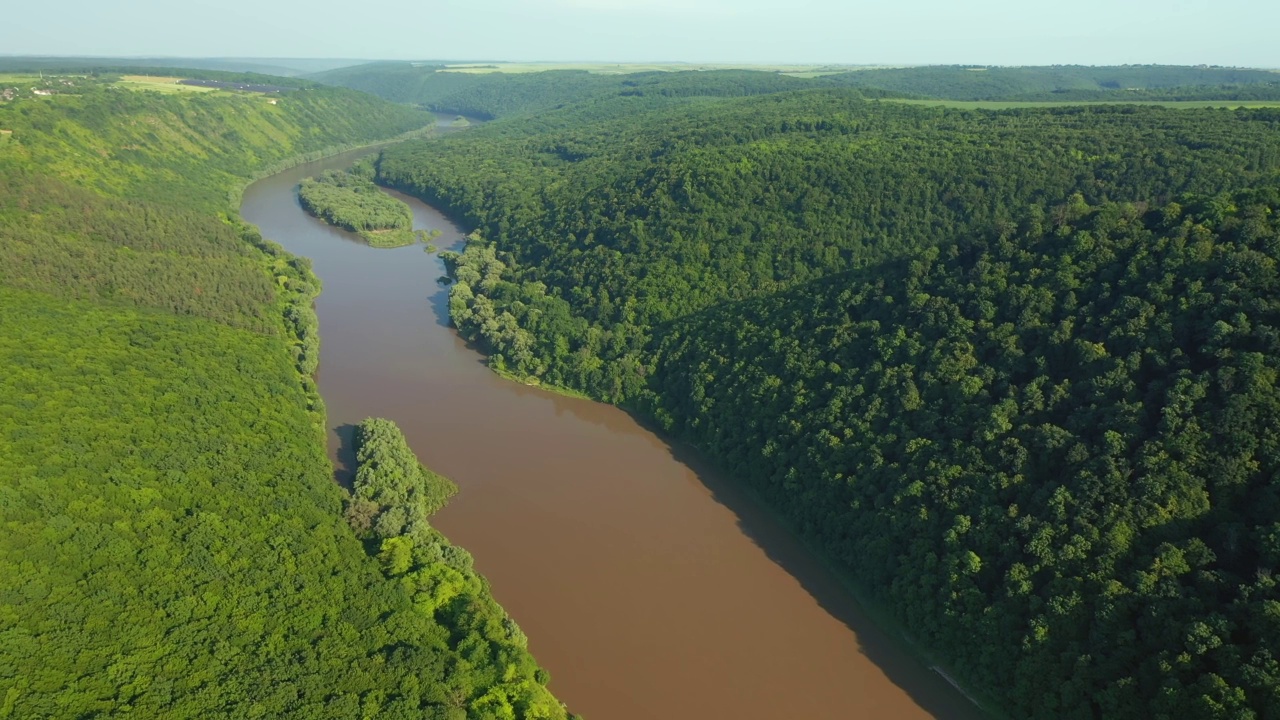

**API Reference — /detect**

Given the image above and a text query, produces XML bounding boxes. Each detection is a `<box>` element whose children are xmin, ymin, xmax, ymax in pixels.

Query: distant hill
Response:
<box><xmin>0</xmin><ymin>56</ymin><xmax>369</xmax><ymax>77</ymax></box>
<box><xmin>313</xmin><ymin>62</ymin><xmax>1280</xmax><ymax>115</ymax></box>
<box><xmin>310</xmin><ymin>63</ymin><xmax>817</xmax><ymax>118</ymax></box>
<box><xmin>823</xmin><ymin>64</ymin><xmax>1280</xmax><ymax>101</ymax></box>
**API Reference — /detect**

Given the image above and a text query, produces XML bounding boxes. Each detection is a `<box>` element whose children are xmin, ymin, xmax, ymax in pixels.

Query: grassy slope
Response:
<box><xmin>0</xmin><ymin>84</ymin><xmax>426</xmax><ymax>208</ymax></box>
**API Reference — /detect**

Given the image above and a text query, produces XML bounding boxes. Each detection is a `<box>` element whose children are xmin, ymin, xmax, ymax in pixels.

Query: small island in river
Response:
<box><xmin>298</xmin><ymin>159</ymin><xmax>418</xmax><ymax>247</ymax></box>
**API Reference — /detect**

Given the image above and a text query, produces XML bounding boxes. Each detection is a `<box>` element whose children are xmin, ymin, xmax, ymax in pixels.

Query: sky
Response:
<box><xmin>3</xmin><ymin>0</ymin><xmax>1277</xmax><ymax>68</ymax></box>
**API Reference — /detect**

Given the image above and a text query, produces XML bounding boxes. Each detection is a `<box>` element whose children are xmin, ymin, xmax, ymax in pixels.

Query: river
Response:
<box><xmin>240</xmin><ymin>145</ymin><xmax>985</xmax><ymax>720</ymax></box>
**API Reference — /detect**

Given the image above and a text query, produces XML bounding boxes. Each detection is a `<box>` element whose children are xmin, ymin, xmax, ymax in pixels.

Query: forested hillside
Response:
<box><xmin>824</xmin><ymin>65</ymin><xmax>1280</xmax><ymax>101</ymax></box>
<box><xmin>315</xmin><ymin>63</ymin><xmax>1280</xmax><ymax>116</ymax></box>
<box><xmin>312</xmin><ymin>64</ymin><xmax>815</xmax><ymax>119</ymax></box>
<box><xmin>0</xmin><ymin>81</ymin><xmax>428</xmax><ymax>209</ymax></box>
<box><xmin>0</xmin><ymin>78</ymin><xmax>568</xmax><ymax>718</ymax></box>
<box><xmin>650</xmin><ymin>190</ymin><xmax>1280</xmax><ymax>718</ymax></box>
<box><xmin>376</xmin><ymin>88</ymin><xmax>1280</xmax><ymax>717</ymax></box>
<box><xmin>380</xmin><ymin>91</ymin><xmax>1280</xmax><ymax>398</ymax></box>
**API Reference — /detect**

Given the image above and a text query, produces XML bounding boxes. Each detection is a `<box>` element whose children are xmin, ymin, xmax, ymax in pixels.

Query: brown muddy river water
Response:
<box><xmin>241</xmin><ymin>146</ymin><xmax>984</xmax><ymax>720</ymax></box>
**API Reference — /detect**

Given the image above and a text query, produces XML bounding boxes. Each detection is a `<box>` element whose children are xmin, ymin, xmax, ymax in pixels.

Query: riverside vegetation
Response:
<box><xmin>0</xmin><ymin>71</ymin><xmax>569</xmax><ymax>719</ymax></box>
<box><xmin>368</xmin><ymin>75</ymin><xmax>1280</xmax><ymax>719</ymax></box>
<box><xmin>300</xmin><ymin>157</ymin><xmax>419</xmax><ymax>247</ymax></box>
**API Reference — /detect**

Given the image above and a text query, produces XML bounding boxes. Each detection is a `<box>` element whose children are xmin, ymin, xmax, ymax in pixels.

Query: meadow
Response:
<box><xmin>0</xmin><ymin>73</ymin><xmax>43</xmax><ymax>85</ymax></box>
<box><xmin>113</xmin><ymin>75</ymin><xmax>221</xmax><ymax>93</ymax></box>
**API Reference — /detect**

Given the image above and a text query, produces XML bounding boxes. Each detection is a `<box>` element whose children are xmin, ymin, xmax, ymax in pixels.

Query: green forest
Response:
<box><xmin>821</xmin><ymin>65</ymin><xmax>1280</xmax><ymax>102</ymax></box>
<box><xmin>649</xmin><ymin>190</ymin><xmax>1280</xmax><ymax>719</ymax></box>
<box><xmin>310</xmin><ymin>64</ymin><xmax>893</xmax><ymax>119</ymax></box>
<box><xmin>380</xmin><ymin>90</ymin><xmax>1280</xmax><ymax>400</ymax></box>
<box><xmin>368</xmin><ymin>79</ymin><xmax>1280</xmax><ymax>718</ymax></box>
<box><xmin>9</xmin><ymin>57</ymin><xmax>1280</xmax><ymax>719</ymax></box>
<box><xmin>346</xmin><ymin>418</ymin><xmax>564</xmax><ymax>718</ymax></box>
<box><xmin>312</xmin><ymin>63</ymin><xmax>1280</xmax><ymax>119</ymax></box>
<box><xmin>0</xmin><ymin>73</ymin><xmax>568</xmax><ymax>718</ymax></box>
<box><xmin>299</xmin><ymin>160</ymin><xmax>418</xmax><ymax>247</ymax></box>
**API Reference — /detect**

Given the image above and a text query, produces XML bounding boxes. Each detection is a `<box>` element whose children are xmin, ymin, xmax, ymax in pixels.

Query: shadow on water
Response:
<box><xmin>332</xmin><ymin>422</ymin><xmax>358</xmax><ymax>489</ymax></box>
<box><xmin>387</xmin><ymin>186</ymin><xmax>984</xmax><ymax>717</ymax></box>
<box><xmin>611</xmin><ymin>404</ymin><xmax>989</xmax><ymax>720</ymax></box>
<box><xmin>413</xmin><ymin>354</ymin><xmax>988</xmax><ymax>716</ymax></box>
<box><xmin>426</xmin><ymin>267</ymin><xmax>454</xmax><ymax>329</ymax></box>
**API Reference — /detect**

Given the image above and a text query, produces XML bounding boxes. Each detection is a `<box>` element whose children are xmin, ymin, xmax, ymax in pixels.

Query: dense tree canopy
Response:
<box><xmin>350</xmin><ymin>417</ymin><xmax>459</xmax><ymax>534</ymax></box>
<box><xmin>345</xmin><ymin>418</ymin><xmax>564</xmax><ymax>719</ymax></box>
<box><xmin>381</xmin><ymin>90</ymin><xmax>1280</xmax><ymax>401</ymax></box>
<box><xmin>299</xmin><ymin>161</ymin><xmax>417</xmax><ymax>247</ymax></box>
<box><xmin>313</xmin><ymin>64</ymin><xmax>822</xmax><ymax>119</ymax></box>
<box><xmin>374</xmin><ymin>80</ymin><xmax>1280</xmax><ymax>717</ymax></box>
<box><xmin>10</xmin><ymin>59</ymin><xmax>1280</xmax><ymax>718</ymax></box>
<box><xmin>0</xmin><ymin>74</ymin><xmax>568</xmax><ymax>718</ymax></box>
<box><xmin>649</xmin><ymin>190</ymin><xmax>1280</xmax><ymax>718</ymax></box>
<box><xmin>314</xmin><ymin>63</ymin><xmax>1280</xmax><ymax>120</ymax></box>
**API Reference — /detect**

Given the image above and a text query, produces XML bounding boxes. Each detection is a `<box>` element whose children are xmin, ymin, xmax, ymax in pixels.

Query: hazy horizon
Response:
<box><xmin>3</xmin><ymin>0</ymin><xmax>1277</xmax><ymax>69</ymax></box>
<box><xmin>3</xmin><ymin>56</ymin><xmax>1279</xmax><ymax>70</ymax></box>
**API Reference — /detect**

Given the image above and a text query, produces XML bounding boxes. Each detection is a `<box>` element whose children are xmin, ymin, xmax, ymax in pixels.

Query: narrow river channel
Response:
<box><xmin>241</xmin><ymin>145</ymin><xmax>984</xmax><ymax>720</ymax></box>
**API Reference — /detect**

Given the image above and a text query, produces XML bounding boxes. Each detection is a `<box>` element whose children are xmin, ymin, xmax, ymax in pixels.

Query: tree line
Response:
<box><xmin>299</xmin><ymin>160</ymin><xmax>418</xmax><ymax>247</ymax></box>
<box><xmin>346</xmin><ymin>418</ymin><xmax>567</xmax><ymax>719</ymax></box>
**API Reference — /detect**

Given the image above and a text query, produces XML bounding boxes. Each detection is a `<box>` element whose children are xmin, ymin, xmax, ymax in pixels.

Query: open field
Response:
<box><xmin>436</xmin><ymin>62</ymin><xmax>894</xmax><ymax>76</ymax></box>
<box><xmin>885</xmin><ymin>98</ymin><xmax>1280</xmax><ymax>110</ymax></box>
<box><xmin>113</xmin><ymin>75</ymin><xmax>221</xmax><ymax>93</ymax></box>
<box><xmin>0</xmin><ymin>74</ymin><xmax>43</xmax><ymax>85</ymax></box>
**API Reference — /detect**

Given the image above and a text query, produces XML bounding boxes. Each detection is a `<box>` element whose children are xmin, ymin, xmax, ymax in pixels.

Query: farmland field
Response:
<box><xmin>0</xmin><ymin>74</ymin><xmax>42</xmax><ymax>85</ymax></box>
<box><xmin>113</xmin><ymin>75</ymin><xmax>221</xmax><ymax>93</ymax></box>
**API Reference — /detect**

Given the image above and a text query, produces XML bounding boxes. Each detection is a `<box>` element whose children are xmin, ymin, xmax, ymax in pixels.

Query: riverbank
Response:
<box><xmin>226</xmin><ymin>123</ymin><xmax>436</xmax><ymax>210</ymax></box>
<box><xmin>664</xmin><ymin>428</ymin><xmax>1006</xmax><ymax>719</ymax></box>
<box><xmin>242</xmin><ymin>152</ymin><xmax>988</xmax><ymax>720</ymax></box>
<box><xmin>241</xmin><ymin>147</ymin><xmax>574</xmax><ymax>720</ymax></box>
<box><xmin>0</xmin><ymin>85</ymin><xmax>520</xmax><ymax>719</ymax></box>
<box><xmin>298</xmin><ymin>165</ymin><xmax>419</xmax><ymax>248</ymax></box>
